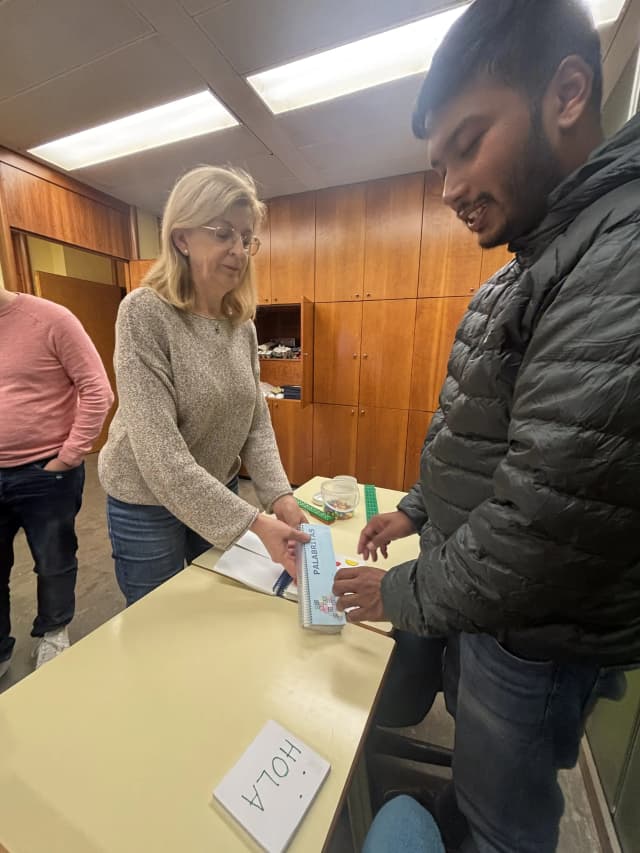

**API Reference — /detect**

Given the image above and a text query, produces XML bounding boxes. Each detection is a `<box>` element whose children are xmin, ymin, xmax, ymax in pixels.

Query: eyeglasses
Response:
<box><xmin>200</xmin><ymin>224</ymin><xmax>261</xmax><ymax>256</ymax></box>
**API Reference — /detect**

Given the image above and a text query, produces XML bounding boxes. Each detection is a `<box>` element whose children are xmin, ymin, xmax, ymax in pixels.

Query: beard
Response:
<box><xmin>484</xmin><ymin>107</ymin><xmax>564</xmax><ymax>248</ymax></box>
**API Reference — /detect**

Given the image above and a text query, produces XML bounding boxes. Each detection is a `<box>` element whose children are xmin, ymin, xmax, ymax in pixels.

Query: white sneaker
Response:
<box><xmin>0</xmin><ymin>655</ymin><xmax>11</xmax><ymax>679</ymax></box>
<box><xmin>34</xmin><ymin>626</ymin><xmax>70</xmax><ymax>669</ymax></box>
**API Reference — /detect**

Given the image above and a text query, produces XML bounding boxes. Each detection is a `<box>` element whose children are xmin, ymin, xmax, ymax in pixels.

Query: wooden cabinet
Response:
<box><xmin>404</xmin><ymin>410</ymin><xmax>434</xmax><ymax>490</ymax></box>
<box><xmin>419</xmin><ymin>171</ymin><xmax>482</xmax><ymax>298</ymax></box>
<box><xmin>254</xmin><ymin>207</ymin><xmax>271</xmax><ymax>305</ymax></box>
<box><xmin>480</xmin><ymin>245</ymin><xmax>514</xmax><ymax>282</ymax></box>
<box><xmin>314</xmin><ymin>301</ymin><xmax>363</xmax><ymax>406</ymax></box>
<box><xmin>410</xmin><ymin>297</ymin><xmax>469</xmax><ymax>412</ymax></box>
<box><xmin>315</xmin><ymin>183</ymin><xmax>366</xmax><ymax>302</ymax></box>
<box><xmin>128</xmin><ymin>259</ymin><xmax>155</xmax><ymax>291</ymax></box>
<box><xmin>313</xmin><ymin>403</ymin><xmax>408</xmax><ymax>490</ymax></box>
<box><xmin>255</xmin><ymin>300</ymin><xmax>314</xmax><ymax>404</ymax></box>
<box><xmin>363</xmin><ymin>173</ymin><xmax>424</xmax><ymax>300</ymax></box>
<box><xmin>356</xmin><ymin>407</ymin><xmax>409</xmax><ymax>490</ymax></box>
<box><xmin>269</xmin><ymin>192</ymin><xmax>315</xmax><ymax>303</ymax></box>
<box><xmin>313</xmin><ymin>403</ymin><xmax>358</xmax><ymax>479</ymax></box>
<box><xmin>359</xmin><ymin>299</ymin><xmax>416</xmax><ymax>410</ymax></box>
<box><xmin>269</xmin><ymin>399</ymin><xmax>313</xmax><ymax>486</ymax></box>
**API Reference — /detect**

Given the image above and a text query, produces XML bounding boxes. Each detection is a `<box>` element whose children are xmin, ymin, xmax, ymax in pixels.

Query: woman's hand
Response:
<box><xmin>272</xmin><ymin>494</ymin><xmax>308</xmax><ymax>528</ymax></box>
<box><xmin>250</xmin><ymin>513</ymin><xmax>310</xmax><ymax>580</ymax></box>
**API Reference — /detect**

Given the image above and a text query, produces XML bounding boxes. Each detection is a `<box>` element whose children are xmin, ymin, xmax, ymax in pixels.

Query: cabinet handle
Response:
<box><xmin>366</xmin><ymin>292</ymin><xmax>372</xmax><ymax>298</ymax></box>
<box><xmin>362</xmin><ymin>353</ymin><xmax>368</xmax><ymax>359</ymax></box>
<box><xmin>352</xmin><ymin>353</ymin><xmax>358</xmax><ymax>358</ymax></box>
<box><xmin>351</xmin><ymin>409</ymin><xmax>355</xmax><ymax>415</ymax></box>
<box><xmin>354</xmin><ymin>293</ymin><xmax>360</xmax><ymax>299</ymax></box>
<box><xmin>360</xmin><ymin>409</ymin><xmax>365</xmax><ymax>415</ymax></box>
<box><xmin>273</xmin><ymin>297</ymin><xmax>278</xmax><ymax>302</ymax></box>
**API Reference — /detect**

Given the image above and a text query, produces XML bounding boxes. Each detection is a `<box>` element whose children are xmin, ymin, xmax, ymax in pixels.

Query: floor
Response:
<box><xmin>1</xmin><ymin>455</ymin><xmax>601</xmax><ymax>852</ymax></box>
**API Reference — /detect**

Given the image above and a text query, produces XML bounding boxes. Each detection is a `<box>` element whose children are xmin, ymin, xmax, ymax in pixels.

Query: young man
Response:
<box><xmin>0</xmin><ymin>289</ymin><xmax>113</xmax><ymax>677</ymax></box>
<box><xmin>334</xmin><ymin>1</ymin><xmax>640</xmax><ymax>850</ymax></box>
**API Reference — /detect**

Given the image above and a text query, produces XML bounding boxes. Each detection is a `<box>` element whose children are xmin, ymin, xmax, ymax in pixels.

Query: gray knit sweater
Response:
<box><xmin>98</xmin><ymin>287</ymin><xmax>292</xmax><ymax>549</ymax></box>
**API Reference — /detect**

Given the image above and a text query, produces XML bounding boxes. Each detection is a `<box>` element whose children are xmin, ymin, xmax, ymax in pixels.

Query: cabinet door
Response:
<box><xmin>404</xmin><ymin>410</ymin><xmax>434</xmax><ymax>491</ymax></box>
<box><xmin>359</xmin><ymin>299</ymin><xmax>416</xmax><ymax>410</ymax></box>
<box><xmin>314</xmin><ymin>301</ymin><xmax>362</xmax><ymax>406</ymax></box>
<box><xmin>301</xmin><ymin>297</ymin><xmax>314</xmax><ymax>406</ymax></box>
<box><xmin>356</xmin><ymin>407</ymin><xmax>409</xmax><ymax>491</ymax></box>
<box><xmin>269</xmin><ymin>192</ymin><xmax>315</xmax><ymax>303</ymax></box>
<box><xmin>128</xmin><ymin>259</ymin><xmax>155</xmax><ymax>291</ymax></box>
<box><xmin>270</xmin><ymin>400</ymin><xmax>313</xmax><ymax>486</ymax></box>
<box><xmin>315</xmin><ymin>183</ymin><xmax>366</xmax><ymax>302</ymax></box>
<box><xmin>254</xmin><ymin>206</ymin><xmax>271</xmax><ymax>304</ymax></box>
<box><xmin>480</xmin><ymin>245</ymin><xmax>514</xmax><ymax>282</ymax></box>
<box><xmin>313</xmin><ymin>403</ymin><xmax>358</xmax><ymax>479</ymax></box>
<box><xmin>419</xmin><ymin>172</ymin><xmax>482</xmax><ymax>298</ymax></box>
<box><xmin>410</xmin><ymin>297</ymin><xmax>469</xmax><ymax>412</ymax></box>
<box><xmin>363</xmin><ymin>173</ymin><xmax>424</xmax><ymax>300</ymax></box>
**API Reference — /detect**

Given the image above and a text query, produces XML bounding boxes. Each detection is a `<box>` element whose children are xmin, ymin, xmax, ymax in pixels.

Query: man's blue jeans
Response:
<box><xmin>377</xmin><ymin>631</ymin><xmax>626</xmax><ymax>853</ymax></box>
<box><xmin>106</xmin><ymin>476</ymin><xmax>239</xmax><ymax>606</ymax></box>
<box><xmin>0</xmin><ymin>459</ymin><xmax>85</xmax><ymax>662</ymax></box>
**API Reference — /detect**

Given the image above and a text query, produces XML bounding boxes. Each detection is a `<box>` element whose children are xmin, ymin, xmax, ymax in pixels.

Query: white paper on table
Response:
<box><xmin>214</xmin><ymin>720</ymin><xmax>330</xmax><ymax>853</ymax></box>
<box><xmin>214</xmin><ymin>542</ymin><xmax>298</xmax><ymax>601</ymax></box>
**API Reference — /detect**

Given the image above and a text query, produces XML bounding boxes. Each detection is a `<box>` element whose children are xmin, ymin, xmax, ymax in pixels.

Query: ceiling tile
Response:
<box><xmin>178</xmin><ymin>0</ymin><xmax>229</xmax><ymax>16</ymax></box>
<box><xmin>196</xmin><ymin>0</ymin><xmax>459</xmax><ymax>75</ymax></box>
<box><xmin>277</xmin><ymin>75</ymin><xmax>424</xmax><ymax>148</ymax></box>
<box><xmin>0</xmin><ymin>0</ymin><xmax>153</xmax><ymax>101</ymax></box>
<box><xmin>0</xmin><ymin>35</ymin><xmax>207</xmax><ymax>150</ymax></box>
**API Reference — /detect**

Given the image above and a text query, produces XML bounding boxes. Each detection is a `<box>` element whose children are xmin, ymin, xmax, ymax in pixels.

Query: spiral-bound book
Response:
<box><xmin>297</xmin><ymin>523</ymin><xmax>346</xmax><ymax>633</ymax></box>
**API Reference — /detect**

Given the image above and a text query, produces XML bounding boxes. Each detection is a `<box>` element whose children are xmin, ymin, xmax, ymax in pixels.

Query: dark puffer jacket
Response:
<box><xmin>382</xmin><ymin>115</ymin><xmax>640</xmax><ymax>665</ymax></box>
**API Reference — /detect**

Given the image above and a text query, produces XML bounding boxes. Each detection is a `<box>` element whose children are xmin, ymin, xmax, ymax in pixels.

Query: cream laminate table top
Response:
<box><xmin>0</xmin><ymin>558</ymin><xmax>394</xmax><ymax>853</ymax></box>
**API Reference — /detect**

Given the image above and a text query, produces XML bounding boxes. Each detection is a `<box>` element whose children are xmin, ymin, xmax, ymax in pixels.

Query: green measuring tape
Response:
<box><xmin>364</xmin><ymin>484</ymin><xmax>379</xmax><ymax>521</ymax></box>
<box><xmin>295</xmin><ymin>498</ymin><xmax>335</xmax><ymax>524</ymax></box>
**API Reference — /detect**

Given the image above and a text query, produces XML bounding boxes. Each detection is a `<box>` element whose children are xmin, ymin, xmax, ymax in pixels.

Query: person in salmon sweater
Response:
<box><xmin>0</xmin><ymin>288</ymin><xmax>113</xmax><ymax>677</ymax></box>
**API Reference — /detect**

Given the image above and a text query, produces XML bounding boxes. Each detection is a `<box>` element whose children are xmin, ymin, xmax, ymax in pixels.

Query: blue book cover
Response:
<box><xmin>298</xmin><ymin>524</ymin><xmax>346</xmax><ymax>632</ymax></box>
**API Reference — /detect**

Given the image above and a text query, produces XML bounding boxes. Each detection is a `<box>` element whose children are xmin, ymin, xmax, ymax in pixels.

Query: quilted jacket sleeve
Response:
<box><xmin>382</xmin><ymin>225</ymin><xmax>640</xmax><ymax>636</ymax></box>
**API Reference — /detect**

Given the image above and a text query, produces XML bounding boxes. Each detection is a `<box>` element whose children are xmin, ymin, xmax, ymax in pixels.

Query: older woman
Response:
<box><xmin>99</xmin><ymin>166</ymin><xmax>306</xmax><ymax>605</ymax></box>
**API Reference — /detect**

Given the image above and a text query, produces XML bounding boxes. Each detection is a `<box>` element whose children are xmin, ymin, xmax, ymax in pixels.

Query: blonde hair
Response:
<box><xmin>142</xmin><ymin>165</ymin><xmax>265</xmax><ymax>324</ymax></box>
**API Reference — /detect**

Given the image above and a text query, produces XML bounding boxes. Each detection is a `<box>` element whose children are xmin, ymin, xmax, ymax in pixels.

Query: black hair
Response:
<box><xmin>413</xmin><ymin>0</ymin><xmax>602</xmax><ymax>138</ymax></box>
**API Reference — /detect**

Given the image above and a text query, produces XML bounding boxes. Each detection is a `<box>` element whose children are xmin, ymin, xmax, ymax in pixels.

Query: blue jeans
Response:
<box><xmin>377</xmin><ymin>631</ymin><xmax>626</xmax><ymax>853</ymax></box>
<box><xmin>0</xmin><ymin>458</ymin><xmax>85</xmax><ymax>661</ymax></box>
<box><xmin>106</xmin><ymin>476</ymin><xmax>239</xmax><ymax>606</ymax></box>
<box><xmin>363</xmin><ymin>795</ymin><xmax>445</xmax><ymax>853</ymax></box>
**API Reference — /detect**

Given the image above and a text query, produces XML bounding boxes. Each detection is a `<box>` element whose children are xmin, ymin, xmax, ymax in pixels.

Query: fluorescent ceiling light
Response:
<box><xmin>28</xmin><ymin>91</ymin><xmax>238</xmax><ymax>170</ymax></box>
<box><xmin>247</xmin><ymin>5</ymin><xmax>468</xmax><ymax>115</ymax></box>
<box><xmin>248</xmin><ymin>0</ymin><xmax>626</xmax><ymax>115</ymax></box>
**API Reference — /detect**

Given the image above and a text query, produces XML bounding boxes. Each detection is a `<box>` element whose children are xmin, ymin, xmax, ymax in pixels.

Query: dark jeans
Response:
<box><xmin>106</xmin><ymin>475</ymin><xmax>239</xmax><ymax>607</ymax></box>
<box><xmin>377</xmin><ymin>631</ymin><xmax>626</xmax><ymax>853</ymax></box>
<box><xmin>0</xmin><ymin>459</ymin><xmax>85</xmax><ymax>662</ymax></box>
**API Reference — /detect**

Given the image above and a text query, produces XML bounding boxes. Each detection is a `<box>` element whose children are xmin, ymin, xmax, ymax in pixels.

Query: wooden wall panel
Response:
<box><xmin>128</xmin><ymin>259</ymin><xmax>155</xmax><ymax>291</ymax></box>
<box><xmin>269</xmin><ymin>192</ymin><xmax>315</xmax><ymax>303</ymax></box>
<box><xmin>313</xmin><ymin>404</ymin><xmax>358</xmax><ymax>478</ymax></box>
<box><xmin>419</xmin><ymin>171</ymin><xmax>482</xmax><ymax>298</ymax></box>
<box><xmin>404</xmin><ymin>410</ymin><xmax>434</xmax><ymax>491</ymax></box>
<box><xmin>359</xmin><ymin>299</ymin><xmax>416</xmax><ymax>410</ymax></box>
<box><xmin>410</xmin><ymin>297</ymin><xmax>470</xmax><ymax>412</ymax></box>
<box><xmin>254</xmin><ymin>207</ymin><xmax>271</xmax><ymax>304</ymax></box>
<box><xmin>315</xmin><ymin>183</ymin><xmax>366</xmax><ymax>302</ymax></box>
<box><xmin>480</xmin><ymin>245</ymin><xmax>514</xmax><ymax>282</ymax></box>
<box><xmin>363</xmin><ymin>173</ymin><xmax>424</xmax><ymax>300</ymax></box>
<box><xmin>356</xmin><ymin>407</ymin><xmax>409</xmax><ymax>491</ymax></box>
<box><xmin>313</xmin><ymin>301</ymin><xmax>362</xmax><ymax>406</ymax></box>
<box><xmin>1</xmin><ymin>163</ymin><xmax>130</xmax><ymax>259</ymax></box>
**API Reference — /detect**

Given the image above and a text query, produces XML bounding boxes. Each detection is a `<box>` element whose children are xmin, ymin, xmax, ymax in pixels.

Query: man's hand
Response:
<box><xmin>357</xmin><ymin>510</ymin><xmax>416</xmax><ymax>561</ymax></box>
<box><xmin>43</xmin><ymin>457</ymin><xmax>76</xmax><ymax>472</ymax></box>
<box><xmin>333</xmin><ymin>565</ymin><xmax>387</xmax><ymax>623</ymax></box>
<box><xmin>250</xmin><ymin>513</ymin><xmax>310</xmax><ymax>580</ymax></box>
<box><xmin>272</xmin><ymin>494</ymin><xmax>308</xmax><ymax>528</ymax></box>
